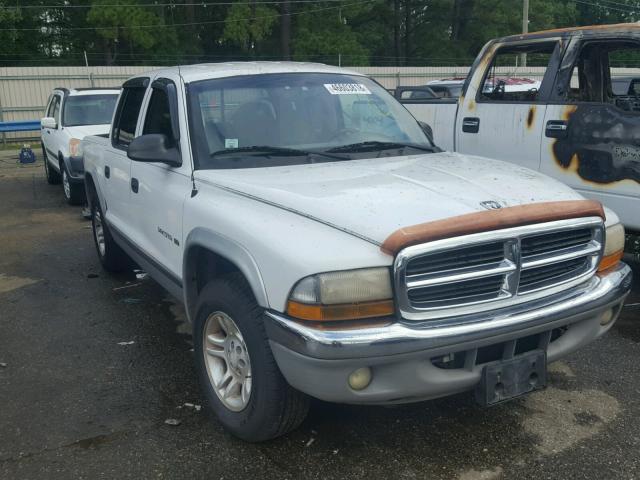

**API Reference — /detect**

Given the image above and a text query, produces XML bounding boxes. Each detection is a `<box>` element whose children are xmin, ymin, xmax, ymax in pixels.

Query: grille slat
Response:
<box><xmin>408</xmin><ymin>274</ymin><xmax>504</xmax><ymax>305</ymax></box>
<box><xmin>521</xmin><ymin>228</ymin><xmax>592</xmax><ymax>257</ymax></box>
<box><xmin>399</xmin><ymin>221</ymin><xmax>602</xmax><ymax>317</ymax></box>
<box><xmin>519</xmin><ymin>257</ymin><xmax>589</xmax><ymax>292</ymax></box>
<box><xmin>406</xmin><ymin>242</ymin><xmax>505</xmax><ymax>276</ymax></box>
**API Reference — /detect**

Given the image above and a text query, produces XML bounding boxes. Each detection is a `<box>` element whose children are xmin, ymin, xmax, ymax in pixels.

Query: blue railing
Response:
<box><xmin>0</xmin><ymin>120</ymin><xmax>41</xmax><ymax>133</ymax></box>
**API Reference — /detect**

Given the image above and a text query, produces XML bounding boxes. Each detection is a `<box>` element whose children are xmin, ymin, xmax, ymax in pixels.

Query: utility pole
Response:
<box><xmin>521</xmin><ymin>0</ymin><xmax>529</xmax><ymax>67</ymax></box>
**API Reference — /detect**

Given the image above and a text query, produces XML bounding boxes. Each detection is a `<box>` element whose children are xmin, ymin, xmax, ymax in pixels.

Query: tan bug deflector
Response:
<box><xmin>380</xmin><ymin>200</ymin><xmax>605</xmax><ymax>255</ymax></box>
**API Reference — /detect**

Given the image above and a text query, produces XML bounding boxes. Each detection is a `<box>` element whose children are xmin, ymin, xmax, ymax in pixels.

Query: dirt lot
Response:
<box><xmin>1</xmin><ymin>150</ymin><xmax>639</xmax><ymax>480</ymax></box>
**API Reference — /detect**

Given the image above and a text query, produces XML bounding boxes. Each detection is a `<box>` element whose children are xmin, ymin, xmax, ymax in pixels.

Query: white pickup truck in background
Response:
<box><xmin>81</xmin><ymin>62</ymin><xmax>631</xmax><ymax>442</ymax></box>
<box><xmin>400</xmin><ymin>23</ymin><xmax>640</xmax><ymax>233</ymax></box>
<box><xmin>41</xmin><ymin>87</ymin><xmax>120</xmax><ymax>204</ymax></box>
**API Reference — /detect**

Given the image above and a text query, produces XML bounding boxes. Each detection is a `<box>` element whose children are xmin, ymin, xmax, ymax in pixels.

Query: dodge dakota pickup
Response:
<box><xmin>400</xmin><ymin>23</ymin><xmax>640</xmax><ymax>233</ymax></box>
<box><xmin>82</xmin><ymin>62</ymin><xmax>632</xmax><ymax>442</ymax></box>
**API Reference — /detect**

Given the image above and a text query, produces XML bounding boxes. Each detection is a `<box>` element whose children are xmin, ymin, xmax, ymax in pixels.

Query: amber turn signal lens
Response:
<box><xmin>287</xmin><ymin>299</ymin><xmax>395</xmax><ymax>321</ymax></box>
<box><xmin>598</xmin><ymin>249</ymin><xmax>623</xmax><ymax>273</ymax></box>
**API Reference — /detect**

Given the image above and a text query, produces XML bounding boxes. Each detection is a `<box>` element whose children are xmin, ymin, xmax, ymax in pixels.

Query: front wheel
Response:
<box><xmin>62</xmin><ymin>162</ymin><xmax>85</xmax><ymax>205</ymax></box>
<box><xmin>194</xmin><ymin>274</ymin><xmax>309</xmax><ymax>441</ymax></box>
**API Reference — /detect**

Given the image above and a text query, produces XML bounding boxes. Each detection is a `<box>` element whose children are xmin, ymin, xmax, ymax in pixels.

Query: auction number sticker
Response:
<box><xmin>324</xmin><ymin>83</ymin><xmax>371</xmax><ymax>95</ymax></box>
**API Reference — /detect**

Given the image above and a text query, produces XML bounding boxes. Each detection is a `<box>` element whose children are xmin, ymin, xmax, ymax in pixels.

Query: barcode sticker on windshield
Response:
<box><xmin>324</xmin><ymin>83</ymin><xmax>371</xmax><ymax>95</ymax></box>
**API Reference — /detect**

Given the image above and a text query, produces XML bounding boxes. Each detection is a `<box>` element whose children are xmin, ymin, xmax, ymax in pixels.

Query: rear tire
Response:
<box><xmin>62</xmin><ymin>162</ymin><xmax>85</xmax><ymax>205</ymax></box>
<box><xmin>194</xmin><ymin>274</ymin><xmax>309</xmax><ymax>442</ymax></box>
<box><xmin>91</xmin><ymin>198</ymin><xmax>128</xmax><ymax>272</ymax></box>
<box><xmin>42</xmin><ymin>146</ymin><xmax>60</xmax><ymax>185</ymax></box>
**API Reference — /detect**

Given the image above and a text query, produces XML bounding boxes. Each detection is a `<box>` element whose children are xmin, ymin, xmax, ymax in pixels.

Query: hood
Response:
<box><xmin>196</xmin><ymin>152</ymin><xmax>583</xmax><ymax>245</ymax></box>
<box><xmin>65</xmin><ymin>124</ymin><xmax>110</xmax><ymax>139</ymax></box>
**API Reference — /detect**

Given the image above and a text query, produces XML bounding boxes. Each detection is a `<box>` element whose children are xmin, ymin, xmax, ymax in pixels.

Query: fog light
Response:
<box><xmin>348</xmin><ymin>367</ymin><xmax>372</xmax><ymax>390</ymax></box>
<box><xmin>600</xmin><ymin>308</ymin><xmax>615</xmax><ymax>326</ymax></box>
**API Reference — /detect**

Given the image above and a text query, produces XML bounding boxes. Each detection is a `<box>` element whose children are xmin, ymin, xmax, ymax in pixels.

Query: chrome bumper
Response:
<box><xmin>265</xmin><ymin>263</ymin><xmax>632</xmax><ymax>404</ymax></box>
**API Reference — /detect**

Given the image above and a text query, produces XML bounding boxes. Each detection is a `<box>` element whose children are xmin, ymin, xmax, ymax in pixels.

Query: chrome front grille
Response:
<box><xmin>395</xmin><ymin>218</ymin><xmax>604</xmax><ymax>321</ymax></box>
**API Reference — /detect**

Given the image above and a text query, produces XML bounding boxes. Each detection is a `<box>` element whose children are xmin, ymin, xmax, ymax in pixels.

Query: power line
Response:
<box><xmin>0</xmin><ymin>0</ymin><xmax>376</xmax><ymax>31</ymax></box>
<box><xmin>0</xmin><ymin>0</ymin><xmax>348</xmax><ymax>9</ymax></box>
<box><xmin>572</xmin><ymin>0</ymin><xmax>640</xmax><ymax>13</ymax></box>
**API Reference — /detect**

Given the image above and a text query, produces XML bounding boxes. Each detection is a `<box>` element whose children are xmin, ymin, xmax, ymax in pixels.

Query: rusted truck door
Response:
<box><xmin>455</xmin><ymin>40</ymin><xmax>563</xmax><ymax>172</ymax></box>
<box><xmin>541</xmin><ymin>36</ymin><xmax>640</xmax><ymax>231</ymax></box>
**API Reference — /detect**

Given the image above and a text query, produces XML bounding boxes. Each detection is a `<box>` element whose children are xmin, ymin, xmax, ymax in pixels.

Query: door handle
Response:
<box><xmin>131</xmin><ymin>177</ymin><xmax>139</xmax><ymax>193</ymax></box>
<box><xmin>462</xmin><ymin>117</ymin><xmax>480</xmax><ymax>133</ymax></box>
<box><xmin>104</xmin><ymin>165</ymin><xmax>110</xmax><ymax>179</ymax></box>
<box><xmin>545</xmin><ymin>120</ymin><xmax>568</xmax><ymax>139</ymax></box>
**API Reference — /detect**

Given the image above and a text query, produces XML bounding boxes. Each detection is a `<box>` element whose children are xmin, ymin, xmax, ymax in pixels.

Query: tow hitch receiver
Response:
<box><xmin>475</xmin><ymin>350</ymin><xmax>547</xmax><ymax>406</ymax></box>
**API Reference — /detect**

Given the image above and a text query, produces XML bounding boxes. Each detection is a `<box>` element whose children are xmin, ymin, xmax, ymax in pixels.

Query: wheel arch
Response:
<box><xmin>84</xmin><ymin>171</ymin><xmax>107</xmax><ymax>214</ymax></box>
<box><xmin>183</xmin><ymin>228</ymin><xmax>269</xmax><ymax>323</ymax></box>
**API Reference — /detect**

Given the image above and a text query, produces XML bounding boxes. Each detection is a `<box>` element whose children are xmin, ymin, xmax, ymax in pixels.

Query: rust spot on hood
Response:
<box><xmin>380</xmin><ymin>200</ymin><xmax>604</xmax><ymax>255</ymax></box>
<box><xmin>526</xmin><ymin>106</ymin><xmax>537</xmax><ymax>129</ymax></box>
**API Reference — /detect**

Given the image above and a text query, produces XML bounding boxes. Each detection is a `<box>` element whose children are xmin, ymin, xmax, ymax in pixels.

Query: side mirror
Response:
<box><xmin>41</xmin><ymin>117</ymin><xmax>57</xmax><ymax>129</ymax></box>
<box><xmin>418</xmin><ymin>121</ymin><xmax>434</xmax><ymax>143</ymax></box>
<box><xmin>127</xmin><ymin>134</ymin><xmax>182</xmax><ymax>167</ymax></box>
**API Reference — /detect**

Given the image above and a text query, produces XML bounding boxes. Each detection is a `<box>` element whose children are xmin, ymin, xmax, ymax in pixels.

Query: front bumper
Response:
<box><xmin>265</xmin><ymin>263</ymin><xmax>632</xmax><ymax>405</ymax></box>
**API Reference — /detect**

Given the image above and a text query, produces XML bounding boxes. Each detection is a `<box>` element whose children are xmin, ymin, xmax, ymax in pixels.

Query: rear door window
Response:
<box><xmin>112</xmin><ymin>86</ymin><xmax>147</xmax><ymax>149</ymax></box>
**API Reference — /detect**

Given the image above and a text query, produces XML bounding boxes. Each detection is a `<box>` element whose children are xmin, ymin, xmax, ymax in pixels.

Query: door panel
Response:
<box><xmin>456</xmin><ymin>101</ymin><xmax>547</xmax><ymax>172</ymax></box>
<box><xmin>541</xmin><ymin>103</ymin><xmax>640</xmax><ymax>230</ymax></box>
<box><xmin>101</xmin><ymin>149</ymin><xmax>132</xmax><ymax>235</ymax></box>
<box><xmin>129</xmin><ymin>162</ymin><xmax>190</xmax><ymax>278</ymax></box>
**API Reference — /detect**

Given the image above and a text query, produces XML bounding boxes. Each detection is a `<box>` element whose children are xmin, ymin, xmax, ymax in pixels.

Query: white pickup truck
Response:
<box><xmin>82</xmin><ymin>62</ymin><xmax>632</xmax><ymax>442</ymax></box>
<box><xmin>41</xmin><ymin>87</ymin><xmax>120</xmax><ymax>204</ymax></box>
<box><xmin>401</xmin><ymin>23</ymin><xmax>640</xmax><ymax>233</ymax></box>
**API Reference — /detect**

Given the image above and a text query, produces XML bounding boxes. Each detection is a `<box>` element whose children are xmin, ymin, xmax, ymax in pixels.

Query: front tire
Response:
<box><xmin>194</xmin><ymin>274</ymin><xmax>309</xmax><ymax>442</ymax></box>
<box><xmin>91</xmin><ymin>198</ymin><xmax>128</xmax><ymax>272</ymax></box>
<box><xmin>61</xmin><ymin>162</ymin><xmax>85</xmax><ymax>205</ymax></box>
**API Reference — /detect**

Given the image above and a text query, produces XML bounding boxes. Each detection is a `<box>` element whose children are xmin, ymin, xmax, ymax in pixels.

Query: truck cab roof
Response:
<box><xmin>496</xmin><ymin>22</ymin><xmax>640</xmax><ymax>43</ymax></box>
<box><xmin>131</xmin><ymin>61</ymin><xmax>364</xmax><ymax>84</ymax></box>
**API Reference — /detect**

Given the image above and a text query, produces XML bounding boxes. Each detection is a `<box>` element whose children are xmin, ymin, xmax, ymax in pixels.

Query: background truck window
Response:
<box><xmin>479</xmin><ymin>43</ymin><xmax>555</xmax><ymax>103</ymax></box>
<box><xmin>565</xmin><ymin>41</ymin><xmax>640</xmax><ymax>112</ymax></box>
<box><xmin>112</xmin><ymin>87</ymin><xmax>147</xmax><ymax>149</ymax></box>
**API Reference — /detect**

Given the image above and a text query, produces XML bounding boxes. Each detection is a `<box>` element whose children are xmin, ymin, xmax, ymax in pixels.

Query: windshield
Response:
<box><xmin>187</xmin><ymin>73</ymin><xmax>434</xmax><ymax>169</ymax></box>
<box><xmin>62</xmin><ymin>94</ymin><xmax>118</xmax><ymax>127</ymax></box>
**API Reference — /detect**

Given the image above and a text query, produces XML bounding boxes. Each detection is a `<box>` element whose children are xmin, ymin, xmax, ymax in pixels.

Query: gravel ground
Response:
<box><xmin>1</xmin><ymin>151</ymin><xmax>639</xmax><ymax>480</ymax></box>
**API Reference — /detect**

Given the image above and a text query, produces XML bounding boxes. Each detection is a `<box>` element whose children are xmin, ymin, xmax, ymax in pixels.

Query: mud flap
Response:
<box><xmin>475</xmin><ymin>350</ymin><xmax>547</xmax><ymax>407</ymax></box>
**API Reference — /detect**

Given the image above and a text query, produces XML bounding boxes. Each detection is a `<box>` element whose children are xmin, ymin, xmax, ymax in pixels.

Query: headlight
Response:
<box><xmin>598</xmin><ymin>223</ymin><xmax>625</xmax><ymax>272</ymax></box>
<box><xmin>287</xmin><ymin>267</ymin><xmax>394</xmax><ymax>321</ymax></box>
<box><xmin>69</xmin><ymin>138</ymin><xmax>82</xmax><ymax>157</ymax></box>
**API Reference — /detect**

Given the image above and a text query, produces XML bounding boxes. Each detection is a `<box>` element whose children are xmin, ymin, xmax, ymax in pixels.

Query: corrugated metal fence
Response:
<box><xmin>0</xmin><ymin>63</ymin><xmax>619</xmax><ymax>142</ymax></box>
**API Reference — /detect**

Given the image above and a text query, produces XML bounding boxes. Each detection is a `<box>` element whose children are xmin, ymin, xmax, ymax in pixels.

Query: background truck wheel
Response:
<box><xmin>61</xmin><ymin>162</ymin><xmax>84</xmax><ymax>205</ymax></box>
<box><xmin>42</xmin><ymin>146</ymin><xmax>60</xmax><ymax>185</ymax></box>
<box><xmin>91</xmin><ymin>199</ymin><xmax>128</xmax><ymax>272</ymax></box>
<box><xmin>194</xmin><ymin>274</ymin><xmax>309</xmax><ymax>442</ymax></box>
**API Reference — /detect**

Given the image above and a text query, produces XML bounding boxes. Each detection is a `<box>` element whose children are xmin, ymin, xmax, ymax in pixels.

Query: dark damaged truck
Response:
<box><xmin>401</xmin><ymin>23</ymin><xmax>640</xmax><ymax>233</ymax></box>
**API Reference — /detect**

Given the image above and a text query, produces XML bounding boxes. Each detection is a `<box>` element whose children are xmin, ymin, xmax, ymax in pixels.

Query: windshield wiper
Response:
<box><xmin>211</xmin><ymin>145</ymin><xmax>348</xmax><ymax>160</ymax></box>
<box><xmin>326</xmin><ymin>141</ymin><xmax>436</xmax><ymax>154</ymax></box>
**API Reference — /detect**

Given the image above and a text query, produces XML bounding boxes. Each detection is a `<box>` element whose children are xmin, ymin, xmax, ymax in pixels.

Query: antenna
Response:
<box><xmin>177</xmin><ymin>63</ymin><xmax>198</xmax><ymax>197</ymax></box>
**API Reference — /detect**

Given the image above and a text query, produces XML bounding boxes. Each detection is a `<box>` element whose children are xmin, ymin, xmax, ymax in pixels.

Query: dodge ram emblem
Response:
<box><xmin>480</xmin><ymin>200</ymin><xmax>503</xmax><ymax>210</ymax></box>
